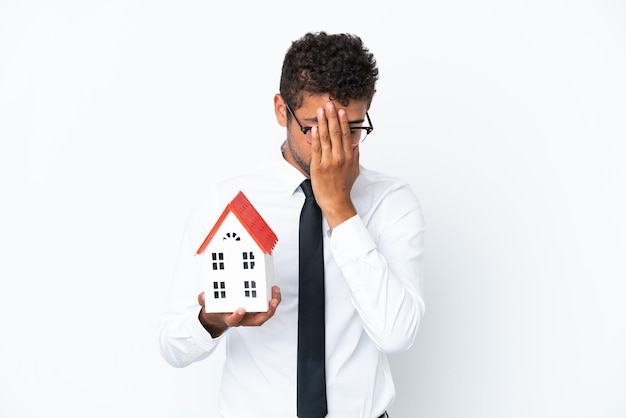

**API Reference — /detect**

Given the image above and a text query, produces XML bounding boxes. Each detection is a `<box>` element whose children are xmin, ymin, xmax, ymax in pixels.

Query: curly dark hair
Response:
<box><xmin>279</xmin><ymin>31</ymin><xmax>379</xmax><ymax>110</ymax></box>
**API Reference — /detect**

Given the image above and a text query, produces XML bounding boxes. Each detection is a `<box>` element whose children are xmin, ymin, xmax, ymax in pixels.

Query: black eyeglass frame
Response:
<box><xmin>285</xmin><ymin>103</ymin><xmax>374</xmax><ymax>143</ymax></box>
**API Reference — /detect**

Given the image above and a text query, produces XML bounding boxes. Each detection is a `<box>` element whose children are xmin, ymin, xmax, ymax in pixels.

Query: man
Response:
<box><xmin>158</xmin><ymin>31</ymin><xmax>425</xmax><ymax>418</ymax></box>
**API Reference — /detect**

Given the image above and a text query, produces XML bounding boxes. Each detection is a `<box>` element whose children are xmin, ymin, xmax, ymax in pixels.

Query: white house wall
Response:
<box><xmin>200</xmin><ymin>212</ymin><xmax>274</xmax><ymax>313</ymax></box>
<box><xmin>262</xmin><ymin>252</ymin><xmax>274</xmax><ymax>305</ymax></box>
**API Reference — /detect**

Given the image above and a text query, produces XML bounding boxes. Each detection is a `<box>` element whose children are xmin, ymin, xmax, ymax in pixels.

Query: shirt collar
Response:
<box><xmin>275</xmin><ymin>141</ymin><xmax>308</xmax><ymax>196</ymax></box>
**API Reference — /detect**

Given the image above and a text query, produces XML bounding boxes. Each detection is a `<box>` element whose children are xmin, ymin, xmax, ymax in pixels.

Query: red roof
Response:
<box><xmin>196</xmin><ymin>191</ymin><xmax>278</xmax><ymax>255</ymax></box>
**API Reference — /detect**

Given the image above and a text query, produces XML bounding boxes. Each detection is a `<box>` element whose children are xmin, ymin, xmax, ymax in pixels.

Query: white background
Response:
<box><xmin>1</xmin><ymin>0</ymin><xmax>625</xmax><ymax>417</ymax></box>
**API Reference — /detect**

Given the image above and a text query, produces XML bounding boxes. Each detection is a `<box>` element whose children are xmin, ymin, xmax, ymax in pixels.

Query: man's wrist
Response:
<box><xmin>198</xmin><ymin>310</ymin><xmax>228</xmax><ymax>338</ymax></box>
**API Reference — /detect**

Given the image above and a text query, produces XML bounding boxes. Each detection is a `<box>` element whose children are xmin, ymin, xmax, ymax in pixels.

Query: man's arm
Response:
<box><xmin>331</xmin><ymin>191</ymin><xmax>425</xmax><ymax>353</ymax></box>
<box><xmin>309</xmin><ymin>101</ymin><xmax>425</xmax><ymax>352</ymax></box>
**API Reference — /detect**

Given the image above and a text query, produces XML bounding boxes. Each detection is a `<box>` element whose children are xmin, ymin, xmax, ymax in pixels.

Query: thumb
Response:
<box><xmin>226</xmin><ymin>308</ymin><xmax>247</xmax><ymax>327</ymax></box>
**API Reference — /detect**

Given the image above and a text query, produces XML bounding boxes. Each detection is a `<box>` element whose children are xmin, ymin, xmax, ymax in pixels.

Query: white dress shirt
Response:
<box><xmin>158</xmin><ymin>148</ymin><xmax>426</xmax><ymax>418</ymax></box>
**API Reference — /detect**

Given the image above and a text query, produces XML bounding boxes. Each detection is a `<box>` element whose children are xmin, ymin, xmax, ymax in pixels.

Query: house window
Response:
<box><xmin>211</xmin><ymin>252</ymin><xmax>224</xmax><ymax>270</ymax></box>
<box><xmin>223</xmin><ymin>232</ymin><xmax>241</xmax><ymax>241</ymax></box>
<box><xmin>242</xmin><ymin>252</ymin><xmax>255</xmax><ymax>269</ymax></box>
<box><xmin>244</xmin><ymin>280</ymin><xmax>257</xmax><ymax>298</ymax></box>
<box><xmin>213</xmin><ymin>281</ymin><xmax>226</xmax><ymax>299</ymax></box>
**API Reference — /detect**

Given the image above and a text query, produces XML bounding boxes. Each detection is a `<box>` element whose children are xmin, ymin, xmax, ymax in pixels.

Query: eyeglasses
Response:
<box><xmin>286</xmin><ymin>104</ymin><xmax>374</xmax><ymax>145</ymax></box>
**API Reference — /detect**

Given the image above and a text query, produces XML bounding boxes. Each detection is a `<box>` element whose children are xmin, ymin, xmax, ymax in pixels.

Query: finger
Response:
<box><xmin>324</xmin><ymin>102</ymin><xmax>345</xmax><ymax>154</ymax></box>
<box><xmin>315</xmin><ymin>106</ymin><xmax>332</xmax><ymax>158</ymax></box>
<box><xmin>337</xmin><ymin>108</ymin><xmax>354</xmax><ymax>155</ymax></box>
<box><xmin>271</xmin><ymin>285</ymin><xmax>282</xmax><ymax>306</ymax></box>
<box><xmin>197</xmin><ymin>292</ymin><xmax>206</xmax><ymax>307</ymax></box>
<box><xmin>315</xmin><ymin>106</ymin><xmax>329</xmax><ymax>140</ymax></box>
<box><xmin>310</xmin><ymin>125</ymin><xmax>321</xmax><ymax>169</ymax></box>
<box><xmin>267</xmin><ymin>285</ymin><xmax>282</xmax><ymax>312</ymax></box>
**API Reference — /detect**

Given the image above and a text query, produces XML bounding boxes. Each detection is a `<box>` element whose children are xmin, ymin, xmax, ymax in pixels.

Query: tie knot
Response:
<box><xmin>301</xmin><ymin>179</ymin><xmax>314</xmax><ymax>198</ymax></box>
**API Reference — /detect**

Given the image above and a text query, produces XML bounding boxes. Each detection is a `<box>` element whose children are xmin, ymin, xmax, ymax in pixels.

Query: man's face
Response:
<box><xmin>278</xmin><ymin>94</ymin><xmax>369</xmax><ymax>177</ymax></box>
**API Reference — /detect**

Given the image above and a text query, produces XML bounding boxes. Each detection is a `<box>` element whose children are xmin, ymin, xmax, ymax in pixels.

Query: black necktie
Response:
<box><xmin>297</xmin><ymin>179</ymin><xmax>327</xmax><ymax>418</ymax></box>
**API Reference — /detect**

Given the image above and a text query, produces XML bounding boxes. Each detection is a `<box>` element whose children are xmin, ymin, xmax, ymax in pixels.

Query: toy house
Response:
<box><xmin>196</xmin><ymin>191</ymin><xmax>278</xmax><ymax>313</ymax></box>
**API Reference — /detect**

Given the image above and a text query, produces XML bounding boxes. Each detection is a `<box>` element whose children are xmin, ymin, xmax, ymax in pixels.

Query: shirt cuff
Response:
<box><xmin>329</xmin><ymin>215</ymin><xmax>377</xmax><ymax>266</ymax></box>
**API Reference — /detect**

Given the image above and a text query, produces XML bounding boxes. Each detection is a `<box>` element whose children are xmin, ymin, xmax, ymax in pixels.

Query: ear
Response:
<box><xmin>274</xmin><ymin>94</ymin><xmax>287</xmax><ymax>127</ymax></box>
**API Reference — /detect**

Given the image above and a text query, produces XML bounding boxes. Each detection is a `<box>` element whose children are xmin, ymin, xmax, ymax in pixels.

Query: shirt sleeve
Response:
<box><xmin>329</xmin><ymin>184</ymin><xmax>426</xmax><ymax>353</ymax></box>
<box><xmin>157</xmin><ymin>192</ymin><xmax>226</xmax><ymax>368</ymax></box>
